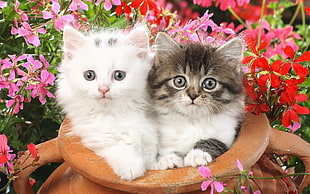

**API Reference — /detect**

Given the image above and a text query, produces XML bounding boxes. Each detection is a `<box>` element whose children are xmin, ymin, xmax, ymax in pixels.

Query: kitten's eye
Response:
<box><xmin>202</xmin><ymin>78</ymin><xmax>217</xmax><ymax>90</ymax></box>
<box><xmin>113</xmin><ymin>70</ymin><xmax>126</xmax><ymax>81</ymax></box>
<box><xmin>84</xmin><ymin>70</ymin><xmax>96</xmax><ymax>81</ymax></box>
<box><xmin>173</xmin><ymin>76</ymin><xmax>187</xmax><ymax>88</ymax></box>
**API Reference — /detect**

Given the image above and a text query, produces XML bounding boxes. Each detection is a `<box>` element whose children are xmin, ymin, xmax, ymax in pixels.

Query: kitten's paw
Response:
<box><xmin>110</xmin><ymin>157</ymin><xmax>145</xmax><ymax>181</ymax></box>
<box><xmin>155</xmin><ymin>153</ymin><xmax>184</xmax><ymax>170</ymax></box>
<box><xmin>184</xmin><ymin>149</ymin><xmax>213</xmax><ymax>167</ymax></box>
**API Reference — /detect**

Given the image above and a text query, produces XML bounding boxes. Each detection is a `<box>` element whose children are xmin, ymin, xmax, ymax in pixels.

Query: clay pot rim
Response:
<box><xmin>57</xmin><ymin>112</ymin><xmax>271</xmax><ymax>194</ymax></box>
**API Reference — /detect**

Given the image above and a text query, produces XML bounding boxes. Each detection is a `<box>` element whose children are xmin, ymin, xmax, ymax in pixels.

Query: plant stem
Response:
<box><xmin>299</xmin><ymin>2</ymin><xmax>309</xmax><ymax>52</ymax></box>
<box><xmin>228</xmin><ymin>7</ymin><xmax>248</xmax><ymax>29</ymax></box>
<box><xmin>0</xmin><ymin>178</ymin><xmax>12</xmax><ymax>192</ymax></box>
<box><xmin>257</xmin><ymin>0</ymin><xmax>266</xmax><ymax>46</ymax></box>
<box><xmin>215</xmin><ymin>172</ymin><xmax>310</xmax><ymax>181</ymax></box>
<box><xmin>0</xmin><ymin>107</ymin><xmax>14</xmax><ymax>133</ymax></box>
<box><xmin>289</xmin><ymin>2</ymin><xmax>302</xmax><ymax>26</ymax></box>
<box><xmin>250</xmin><ymin>172</ymin><xmax>310</xmax><ymax>179</ymax></box>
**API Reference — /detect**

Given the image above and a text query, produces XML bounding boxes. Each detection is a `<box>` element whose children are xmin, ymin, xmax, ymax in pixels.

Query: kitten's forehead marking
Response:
<box><xmin>108</xmin><ymin>38</ymin><xmax>117</xmax><ymax>46</ymax></box>
<box><xmin>94</xmin><ymin>38</ymin><xmax>101</xmax><ymax>47</ymax></box>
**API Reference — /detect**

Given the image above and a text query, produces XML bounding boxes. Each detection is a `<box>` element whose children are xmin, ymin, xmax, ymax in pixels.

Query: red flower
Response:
<box><xmin>280</xmin><ymin>92</ymin><xmax>309</xmax><ymax>127</ymax></box>
<box><xmin>0</xmin><ymin>135</ymin><xmax>10</xmax><ymax>164</ymax></box>
<box><xmin>283</xmin><ymin>46</ymin><xmax>309</xmax><ymax>81</ymax></box>
<box><xmin>115</xmin><ymin>1</ymin><xmax>131</xmax><ymax>16</ymax></box>
<box><xmin>29</xmin><ymin>178</ymin><xmax>36</xmax><ymax>186</ymax></box>
<box><xmin>131</xmin><ymin>0</ymin><xmax>158</xmax><ymax>16</ymax></box>
<box><xmin>243</xmin><ymin>78</ymin><xmax>270</xmax><ymax>114</ymax></box>
<box><xmin>27</xmin><ymin>143</ymin><xmax>39</xmax><ymax>161</ymax></box>
<box><xmin>305</xmin><ymin>7</ymin><xmax>310</xmax><ymax>16</ymax></box>
<box><xmin>232</xmin><ymin>3</ymin><xmax>262</xmax><ymax>22</ymax></box>
<box><xmin>0</xmin><ymin>134</ymin><xmax>16</xmax><ymax>173</ymax></box>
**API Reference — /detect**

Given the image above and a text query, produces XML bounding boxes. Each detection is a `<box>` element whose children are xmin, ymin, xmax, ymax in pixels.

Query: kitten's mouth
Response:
<box><xmin>99</xmin><ymin>95</ymin><xmax>111</xmax><ymax>100</ymax></box>
<box><xmin>188</xmin><ymin>102</ymin><xmax>198</xmax><ymax>106</ymax></box>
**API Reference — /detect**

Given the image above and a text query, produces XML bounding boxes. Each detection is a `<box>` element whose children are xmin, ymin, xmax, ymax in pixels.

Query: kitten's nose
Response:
<box><xmin>189</xmin><ymin>93</ymin><xmax>198</xmax><ymax>101</ymax></box>
<box><xmin>98</xmin><ymin>85</ymin><xmax>110</xmax><ymax>95</ymax></box>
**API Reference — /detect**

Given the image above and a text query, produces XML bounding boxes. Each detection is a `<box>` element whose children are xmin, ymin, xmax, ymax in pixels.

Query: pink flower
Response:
<box><xmin>0</xmin><ymin>57</ymin><xmax>24</xmax><ymax>97</ymax></box>
<box><xmin>287</xmin><ymin>122</ymin><xmax>301</xmax><ymax>133</ymax></box>
<box><xmin>14</xmin><ymin>1</ymin><xmax>28</xmax><ymax>21</ymax></box>
<box><xmin>6</xmin><ymin>95</ymin><xmax>24</xmax><ymax>114</ymax></box>
<box><xmin>241</xmin><ymin>185</ymin><xmax>261</xmax><ymax>194</ymax></box>
<box><xmin>0</xmin><ymin>77</ymin><xmax>9</xmax><ymax>90</ymax></box>
<box><xmin>236</xmin><ymin>0</ymin><xmax>250</xmax><ymax>6</ymax></box>
<box><xmin>95</xmin><ymin>0</ymin><xmax>121</xmax><ymax>11</ymax></box>
<box><xmin>70</xmin><ymin>0</ymin><xmax>90</xmax><ymax>11</ymax></box>
<box><xmin>236</xmin><ymin>159</ymin><xmax>244</xmax><ymax>171</ymax></box>
<box><xmin>24</xmin><ymin>55</ymin><xmax>43</xmax><ymax>72</ymax></box>
<box><xmin>42</xmin><ymin>0</ymin><xmax>74</xmax><ymax>31</ymax></box>
<box><xmin>0</xmin><ymin>135</ymin><xmax>10</xmax><ymax>164</ymax></box>
<box><xmin>0</xmin><ymin>1</ymin><xmax>7</xmax><ymax>8</ymax></box>
<box><xmin>243</xmin><ymin>22</ymin><xmax>300</xmax><ymax>59</ymax></box>
<box><xmin>4</xmin><ymin>54</ymin><xmax>28</xmax><ymax>80</ymax></box>
<box><xmin>39</xmin><ymin>55</ymin><xmax>50</xmax><ymax>70</ymax></box>
<box><xmin>7</xmin><ymin>82</ymin><xmax>20</xmax><ymax>97</ymax></box>
<box><xmin>193</xmin><ymin>0</ymin><xmax>212</xmax><ymax>7</ymax></box>
<box><xmin>0</xmin><ymin>134</ymin><xmax>16</xmax><ymax>174</ymax></box>
<box><xmin>236</xmin><ymin>159</ymin><xmax>254</xmax><ymax>176</ymax></box>
<box><xmin>198</xmin><ymin>166</ymin><xmax>225</xmax><ymax>193</ymax></box>
<box><xmin>168</xmin><ymin>10</ymin><xmax>234</xmax><ymax>45</ymax></box>
<box><xmin>11</xmin><ymin>18</ymin><xmax>19</xmax><ymax>35</ymax></box>
<box><xmin>26</xmin><ymin>70</ymin><xmax>55</xmax><ymax>104</ymax></box>
<box><xmin>17</xmin><ymin>22</ymin><xmax>46</xmax><ymax>47</ymax></box>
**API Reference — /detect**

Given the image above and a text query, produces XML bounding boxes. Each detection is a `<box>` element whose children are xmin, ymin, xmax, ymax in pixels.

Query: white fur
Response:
<box><xmin>57</xmin><ymin>26</ymin><xmax>158</xmax><ymax>181</ymax></box>
<box><xmin>152</xmin><ymin>36</ymin><xmax>245</xmax><ymax>169</ymax></box>
<box><xmin>155</xmin><ymin>95</ymin><xmax>244</xmax><ymax>169</ymax></box>
<box><xmin>184</xmin><ymin>149</ymin><xmax>213</xmax><ymax>167</ymax></box>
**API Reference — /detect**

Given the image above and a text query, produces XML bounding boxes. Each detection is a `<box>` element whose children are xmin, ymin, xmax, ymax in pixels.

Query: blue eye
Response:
<box><xmin>202</xmin><ymin>78</ymin><xmax>217</xmax><ymax>90</ymax></box>
<box><xmin>113</xmin><ymin>70</ymin><xmax>126</xmax><ymax>81</ymax></box>
<box><xmin>84</xmin><ymin>70</ymin><xmax>96</xmax><ymax>81</ymax></box>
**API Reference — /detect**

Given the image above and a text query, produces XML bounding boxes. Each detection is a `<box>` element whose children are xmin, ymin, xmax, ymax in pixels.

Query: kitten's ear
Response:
<box><xmin>155</xmin><ymin>32</ymin><xmax>181</xmax><ymax>54</ymax></box>
<box><xmin>63</xmin><ymin>26</ymin><xmax>87</xmax><ymax>60</ymax></box>
<box><xmin>215</xmin><ymin>38</ymin><xmax>243</xmax><ymax>63</ymax></box>
<box><xmin>125</xmin><ymin>27</ymin><xmax>149</xmax><ymax>58</ymax></box>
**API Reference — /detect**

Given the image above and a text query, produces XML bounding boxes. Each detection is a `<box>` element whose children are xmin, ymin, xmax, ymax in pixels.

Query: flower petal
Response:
<box><xmin>295</xmin><ymin>93</ymin><xmax>308</xmax><ymax>102</ymax></box>
<box><xmin>201</xmin><ymin>180</ymin><xmax>212</xmax><ymax>191</ymax></box>
<box><xmin>295</xmin><ymin>51</ymin><xmax>310</xmax><ymax>62</ymax></box>
<box><xmin>27</xmin><ymin>143</ymin><xmax>38</xmax><ymax>160</ymax></box>
<box><xmin>236</xmin><ymin>159</ymin><xmax>244</xmax><ymax>171</ymax></box>
<box><xmin>305</xmin><ymin>7</ymin><xmax>310</xmax><ymax>16</ymax></box>
<box><xmin>198</xmin><ymin>166</ymin><xmax>211</xmax><ymax>178</ymax></box>
<box><xmin>293</xmin><ymin>104</ymin><xmax>310</xmax><ymax>115</ymax></box>
<box><xmin>0</xmin><ymin>154</ymin><xmax>9</xmax><ymax>164</ymax></box>
<box><xmin>292</xmin><ymin>63</ymin><xmax>309</xmax><ymax>78</ymax></box>
<box><xmin>283</xmin><ymin>46</ymin><xmax>295</xmax><ymax>59</ymax></box>
<box><xmin>213</xmin><ymin>181</ymin><xmax>225</xmax><ymax>192</ymax></box>
<box><xmin>104</xmin><ymin>0</ymin><xmax>112</xmax><ymax>11</ymax></box>
<box><xmin>282</xmin><ymin>110</ymin><xmax>299</xmax><ymax>127</ymax></box>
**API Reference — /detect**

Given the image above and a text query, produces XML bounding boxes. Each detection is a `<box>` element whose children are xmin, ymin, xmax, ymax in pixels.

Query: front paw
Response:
<box><xmin>155</xmin><ymin>153</ymin><xmax>184</xmax><ymax>170</ymax></box>
<box><xmin>110</xmin><ymin>157</ymin><xmax>145</xmax><ymax>181</ymax></box>
<box><xmin>184</xmin><ymin>149</ymin><xmax>213</xmax><ymax>167</ymax></box>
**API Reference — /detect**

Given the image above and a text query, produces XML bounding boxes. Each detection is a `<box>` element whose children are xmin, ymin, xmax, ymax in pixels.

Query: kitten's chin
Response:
<box><xmin>175</xmin><ymin>103</ymin><xmax>204</xmax><ymax>115</ymax></box>
<box><xmin>96</xmin><ymin>96</ymin><xmax>112</xmax><ymax>104</ymax></box>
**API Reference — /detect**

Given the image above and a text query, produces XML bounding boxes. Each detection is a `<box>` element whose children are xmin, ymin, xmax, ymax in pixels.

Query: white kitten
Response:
<box><xmin>57</xmin><ymin>26</ymin><xmax>158</xmax><ymax>181</ymax></box>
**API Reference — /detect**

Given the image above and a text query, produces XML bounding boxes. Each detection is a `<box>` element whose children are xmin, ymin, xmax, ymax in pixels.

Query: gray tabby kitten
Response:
<box><xmin>148</xmin><ymin>32</ymin><xmax>244</xmax><ymax>170</ymax></box>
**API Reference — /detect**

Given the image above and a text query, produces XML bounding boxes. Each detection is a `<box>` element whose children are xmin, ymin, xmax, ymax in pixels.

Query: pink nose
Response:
<box><xmin>98</xmin><ymin>86</ymin><xmax>110</xmax><ymax>95</ymax></box>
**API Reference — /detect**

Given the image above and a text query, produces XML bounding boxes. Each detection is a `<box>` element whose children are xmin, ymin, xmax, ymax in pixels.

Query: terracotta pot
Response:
<box><xmin>13</xmin><ymin>113</ymin><xmax>310</xmax><ymax>194</ymax></box>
